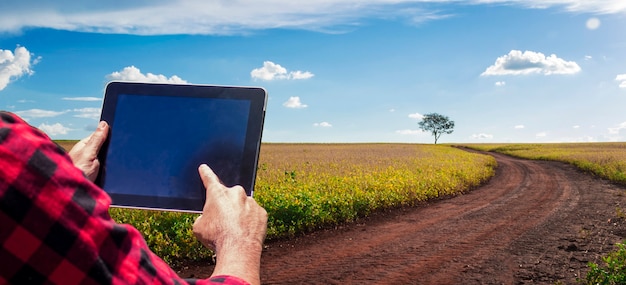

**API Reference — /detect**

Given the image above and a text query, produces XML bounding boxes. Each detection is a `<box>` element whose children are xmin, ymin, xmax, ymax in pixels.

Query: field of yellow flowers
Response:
<box><xmin>463</xmin><ymin>143</ymin><xmax>626</xmax><ymax>185</ymax></box>
<box><xmin>254</xmin><ymin>143</ymin><xmax>496</xmax><ymax>237</ymax></box>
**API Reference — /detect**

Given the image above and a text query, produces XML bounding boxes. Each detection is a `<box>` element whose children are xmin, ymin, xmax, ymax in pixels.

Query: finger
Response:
<box><xmin>84</xmin><ymin>121</ymin><xmax>109</xmax><ymax>155</ymax></box>
<box><xmin>198</xmin><ymin>164</ymin><xmax>220</xmax><ymax>190</ymax></box>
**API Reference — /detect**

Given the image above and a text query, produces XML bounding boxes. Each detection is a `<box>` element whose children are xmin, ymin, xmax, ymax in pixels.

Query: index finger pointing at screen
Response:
<box><xmin>198</xmin><ymin>164</ymin><xmax>220</xmax><ymax>190</ymax></box>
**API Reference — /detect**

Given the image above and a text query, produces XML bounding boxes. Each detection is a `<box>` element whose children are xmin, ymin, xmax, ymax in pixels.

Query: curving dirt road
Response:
<box><xmin>179</xmin><ymin>152</ymin><xmax>626</xmax><ymax>284</ymax></box>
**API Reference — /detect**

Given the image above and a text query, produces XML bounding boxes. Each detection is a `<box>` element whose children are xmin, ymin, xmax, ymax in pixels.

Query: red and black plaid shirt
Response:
<box><xmin>0</xmin><ymin>112</ymin><xmax>248</xmax><ymax>285</ymax></box>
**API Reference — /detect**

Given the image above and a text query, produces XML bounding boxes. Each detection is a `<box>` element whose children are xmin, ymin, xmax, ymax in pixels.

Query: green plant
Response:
<box><xmin>284</xmin><ymin>170</ymin><xmax>297</xmax><ymax>183</ymax></box>
<box><xmin>582</xmin><ymin>242</ymin><xmax>626</xmax><ymax>284</ymax></box>
<box><xmin>109</xmin><ymin>208</ymin><xmax>213</xmax><ymax>266</ymax></box>
<box><xmin>617</xmin><ymin>208</ymin><xmax>626</xmax><ymax>219</ymax></box>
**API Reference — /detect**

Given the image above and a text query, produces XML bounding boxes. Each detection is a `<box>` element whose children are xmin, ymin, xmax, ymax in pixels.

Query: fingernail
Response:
<box><xmin>98</xmin><ymin>121</ymin><xmax>106</xmax><ymax>129</ymax></box>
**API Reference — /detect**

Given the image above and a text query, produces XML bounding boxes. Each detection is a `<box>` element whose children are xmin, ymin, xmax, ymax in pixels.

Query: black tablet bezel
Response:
<box><xmin>96</xmin><ymin>81</ymin><xmax>267</xmax><ymax>213</ymax></box>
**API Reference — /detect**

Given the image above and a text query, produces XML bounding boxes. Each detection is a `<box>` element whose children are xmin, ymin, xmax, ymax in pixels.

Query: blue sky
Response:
<box><xmin>1</xmin><ymin>0</ymin><xmax>625</xmax><ymax>143</ymax></box>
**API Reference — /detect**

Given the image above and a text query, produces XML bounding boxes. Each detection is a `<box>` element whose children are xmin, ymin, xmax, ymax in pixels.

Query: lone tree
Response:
<box><xmin>418</xmin><ymin>113</ymin><xmax>455</xmax><ymax>144</ymax></box>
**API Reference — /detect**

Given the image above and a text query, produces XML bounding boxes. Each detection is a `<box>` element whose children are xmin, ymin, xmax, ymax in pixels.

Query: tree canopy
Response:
<box><xmin>418</xmin><ymin>113</ymin><xmax>455</xmax><ymax>144</ymax></box>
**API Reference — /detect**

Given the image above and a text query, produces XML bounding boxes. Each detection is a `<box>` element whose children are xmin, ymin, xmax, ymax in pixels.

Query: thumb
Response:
<box><xmin>84</xmin><ymin>121</ymin><xmax>109</xmax><ymax>155</ymax></box>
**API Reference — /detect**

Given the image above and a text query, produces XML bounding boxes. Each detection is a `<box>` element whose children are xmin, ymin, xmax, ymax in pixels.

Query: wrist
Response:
<box><xmin>211</xmin><ymin>239</ymin><xmax>263</xmax><ymax>285</ymax></box>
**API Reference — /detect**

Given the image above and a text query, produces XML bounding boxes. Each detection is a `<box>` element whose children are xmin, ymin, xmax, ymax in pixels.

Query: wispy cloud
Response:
<box><xmin>2</xmin><ymin>1</ymin><xmax>624</xmax><ymax>35</ymax></box>
<box><xmin>73</xmin><ymin>107</ymin><xmax>101</xmax><ymax>119</ymax></box>
<box><xmin>471</xmin><ymin>133</ymin><xmax>493</xmax><ymax>139</ymax></box>
<box><xmin>408</xmin><ymin>113</ymin><xmax>424</xmax><ymax>120</ymax></box>
<box><xmin>514</xmin><ymin>125</ymin><xmax>525</xmax><ymax>129</ymax></box>
<box><xmin>313</xmin><ymin>122</ymin><xmax>332</xmax><ymax>127</ymax></box>
<box><xmin>14</xmin><ymin>108</ymin><xmax>67</xmax><ymax>119</ymax></box>
<box><xmin>62</xmin><ymin>97</ymin><xmax>102</xmax><ymax>101</ymax></box>
<box><xmin>481</xmin><ymin>50</ymin><xmax>581</xmax><ymax>76</ymax></box>
<box><xmin>0</xmin><ymin>46</ymin><xmax>39</xmax><ymax>91</ymax></box>
<box><xmin>106</xmin><ymin>66</ymin><xmax>187</xmax><ymax>84</ymax></box>
<box><xmin>608</xmin><ymin>122</ymin><xmax>626</xmax><ymax>135</ymax></box>
<box><xmin>283</xmin><ymin>96</ymin><xmax>308</xmax><ymax>109</ymax></box>
<box><xmin>251</xmin><ymin>61</ymin><xmax>314</xmax><ymax>81</ymax></box>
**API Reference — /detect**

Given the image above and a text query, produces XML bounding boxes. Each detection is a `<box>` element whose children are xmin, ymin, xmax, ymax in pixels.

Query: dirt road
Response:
<box><xmin>180</xmin><ymin>152</ymin><xmax>626</xmax><ymax>284</ymax></box>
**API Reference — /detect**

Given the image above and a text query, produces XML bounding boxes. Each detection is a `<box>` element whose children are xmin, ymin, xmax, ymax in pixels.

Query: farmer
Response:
<box><xmin>0</xmin><ymin>111</ymin><xmax>267</xmax><ymax>285</ymax></box>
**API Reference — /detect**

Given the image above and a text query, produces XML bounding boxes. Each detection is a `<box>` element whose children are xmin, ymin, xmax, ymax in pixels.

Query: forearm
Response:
<box><xmin>211</xmin><ymin>241</ymin><xmax>263</xmax><ymax>285</ymax></box>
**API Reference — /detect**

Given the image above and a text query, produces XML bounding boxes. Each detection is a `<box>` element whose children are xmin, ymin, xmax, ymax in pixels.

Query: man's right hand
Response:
<box><xmin>193</xmin><ymin>164</ymin><xmax>267</xmax><ymax>285</ymax></box>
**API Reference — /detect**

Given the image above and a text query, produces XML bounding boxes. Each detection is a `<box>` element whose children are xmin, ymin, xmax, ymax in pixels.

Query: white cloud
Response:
<box><xmin>608</xmin><ymin>122</ymin><xmax>626</xmax><ymax>134</ymax></box>
<box><xmin>283</xmin><ymin>96</ymin><xmax>308</xmax><ymax>109</ymax></box>
<box><xmin>389</xmin><ymin>108</ymin><xmax>396</xmax><ymax>112</ymax></box>
<box><xmin>573</xmin><ymin>125</ymin><xmax>580</xmax><ymax>129</ymax></box>
<box><xmin>495</xmin><ymin>81</ymin><xmax>506</xmax><ymax>86</ymax></box>
<box><xmin>313</xmin><ymin>122</ymin><xmax>332</xmax><ymax>127</ymax></box>
<box><xmin>575</xmin><ymin>136</ymin><xmax>596</xmax><ymax>142</ymax></box>
<box><xmin>73</xmin><ymin>108</ymin><xmax>101</xmax><ymax>119</ymax></box>
<box><xmin>1</xmin><ymin>1</ymin><xmax>625</xmax><ymax>35</ymax></box>
<box><xmin>106</xmin><ymin>66</ymin><xmax>187</xmax><ymax>84</ymax></box>
<box><xmin>251</xmin><ymin>62</ymin><xmax>286</xmax><ymax>81</ymax></box>
<box><xmin>62</xmin><ymin>97</ymin><xmax>102</xmax><ymax>101</ymax></box>
<box><xmin>616</xmin><ymin>73</ymin><xmax>626</xmax><ymax>88</ymax></box>
<box><xmin>38</xmin><ymin>123</ymin><xmax>71</xmax><ymax>136</ymax></box>
<box><xmin>584</xmin><ymin>55</ymin><xmax>593</xmax><ymax>60</ymax></box>
<box><xmin>0</xmin><ymin>46</ymin><xmax>38</xmax><ymax>91</ymax></box>
<box><xmin>396</xmin><ymin>129</ymin><xmax>424</xmax><ymax>135</ymax></box>
<box><xmin>536</xmin><ymin>132</ymin><xmax>548</xmax><ymax>137</ymax></box>
<box><xmin>408</xmin><ymin>113</ymin><xmax>424</xmax><ymax>120</ymax></box>
<box><xmin>481</xmin><ymin>50</ymin><xmax>581</xmax><ymax>76</ymax></box>
<box><xmin>586</xmin><ymin>17</ymin><xmax>601</xmax><ymax>30</ymax></box>
<box><xmin>471</xmin><ymin>133</ymin><xmax>493</xmax><ymax>139</ymax></box>
<box><xmin>290</xmin><ymin>70</ymin><xmax>315</xmax><ymax>80</ymax></box>
<box><xmin>251</xmin><ymin>61</ymin><xmax>314</xmax><ymax>81</ymax></box>
<box><xmin>514</xmin><ymin>125</ymin><xmax>525</xmax><ymax>129</ymax></box>
<box><xmin>15</xmin><ymin>109</ymin><xmax>67</xmax><ymax>119</ymax></box>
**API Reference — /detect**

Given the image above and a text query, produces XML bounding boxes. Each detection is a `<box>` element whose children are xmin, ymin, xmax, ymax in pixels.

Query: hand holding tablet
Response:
<box><xmin>96</xmin><ymin>81</ymin><xmax>267</xmax><ymax>213</ymax></box>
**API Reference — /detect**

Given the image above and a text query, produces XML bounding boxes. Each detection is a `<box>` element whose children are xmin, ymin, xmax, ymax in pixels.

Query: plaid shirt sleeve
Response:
<box><xmin>0</xmin><ymin>112</ymin><xmax>249</xmax><ymax>285</ymax></box>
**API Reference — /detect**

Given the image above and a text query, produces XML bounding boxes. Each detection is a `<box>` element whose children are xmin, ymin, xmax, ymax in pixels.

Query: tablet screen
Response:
<box><xmin>97</xmin><ymin>82</ymin><xmax>266</xmax><ymax>212</ymax></box>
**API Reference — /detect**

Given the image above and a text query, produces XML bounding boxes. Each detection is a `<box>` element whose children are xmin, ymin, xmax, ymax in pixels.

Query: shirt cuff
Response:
<box><xmin>207</xmin><ymin>275</ymin><xmax>251</xmax><ymax>285</ymax></box>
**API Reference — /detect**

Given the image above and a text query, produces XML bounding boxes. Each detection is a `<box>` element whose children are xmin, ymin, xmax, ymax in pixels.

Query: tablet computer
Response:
<box><xmin>96</xmin><ymin>81</ymin><xmax>267</xmax><ymax>213</ymax></box>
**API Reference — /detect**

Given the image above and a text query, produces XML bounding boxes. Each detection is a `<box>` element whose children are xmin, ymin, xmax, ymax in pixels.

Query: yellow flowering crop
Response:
<box><xmin>463</xmin><ymin>142</ymin><xmax>626</xmax><ymax>185</ymax></box>
<box><xmin>254</xmin><ymin>143</ymin><xmax>496</xmax><ymax>238</ymax></box>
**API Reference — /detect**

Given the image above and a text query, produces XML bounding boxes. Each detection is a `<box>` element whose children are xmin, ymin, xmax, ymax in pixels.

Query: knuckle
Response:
<box><xmin>231</xmin><ymin>185</ymin><xmax>245</xmax><ymax>193</ymax></box>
